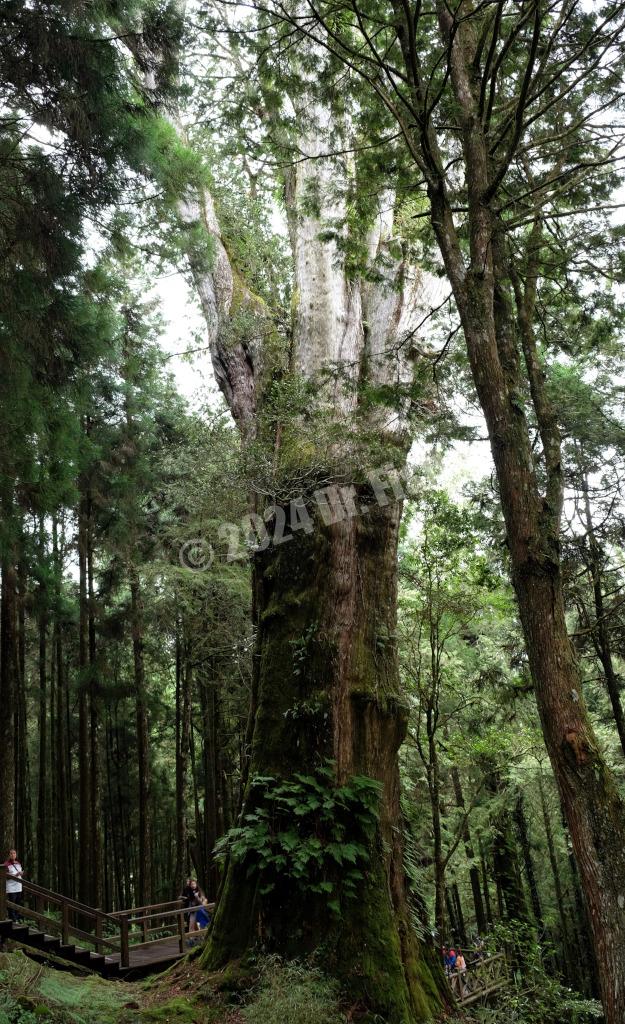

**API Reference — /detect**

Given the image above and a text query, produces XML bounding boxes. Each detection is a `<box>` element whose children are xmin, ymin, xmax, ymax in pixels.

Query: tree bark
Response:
<box><xmin>130</xmin><ymin>570</ymin><xmax>152</xmax><ymax>907</ymax></box>
<box><xmin>87</xmin><ymin>515</ymin><xmax>103</xmax><ymax>909</ymax></box>
<box><xmin>386</xmin><ymin>6</ymin><xmax>625</xmax><ymax>1016</ymax></box>
<box><xmin>0</xmin><ymin>510</ymin><xmax>18</xmax><ymax>856</ymax></box>
<box><xmin>538</xmin><ymin>773</ymin><xmax>575</xmax><ymax>985</ymax></box>
<box><xmin>513</xmin><ymin>791</ymin><xmax>543</xmax><ymax>930</ymax></box>
<box><xmin>580</xmin><ymin>470</ymin><xmax>625</xmax><ymax>759</ymax></box>
<box><xmin>174</xmin><ymin>631</ymin><xmax>191</xmax><ymax>896</ymax></box>
<box><xmin>37</xmin><ymin>578</ymin><xmax>49</xmax><ymax>888</ymax></box>
<box><xmin>77</xmin><ymin>490</ymin><xmax>92</xmax><ymax>907</ymax></box>
<box><xmin>202</xmin><ymin>499</ymin><xmax>446</xmax><ymax>1021</ymax></box>
<box><xmin>450</xmin><ymin>766</ymin><xmax>487</xmax><ymax>936</ymax></box>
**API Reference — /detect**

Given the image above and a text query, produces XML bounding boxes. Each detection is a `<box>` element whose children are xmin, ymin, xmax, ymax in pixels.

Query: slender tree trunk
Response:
<box><xmin>451</xmin><ymin>883</ymin><xmax>466</xmax><ymax>946</ymax></box>
<box><xmin>538</xmin><ymin>774</ymin><xmax>574</xmax><ymax>984</ymax></box>
<box><xmin>445</xmin><ymin>888</ymin><xmax>458</xmax><ymax>941</ymax></box>
<box><xmin>77</xmin><ymin>495</ymin><xmax>92</xmax><ymax>906</ymax></box>
<box><xmin>478</xmin><ymin>837</ymin><xmax>493</xmax><ymax>929</ymax></box>
<box><xmin>87</xmin><ymin>518</ymin><xmax>103</xmax><ymax>909</ymax></box>
<box><xmin>425</xmin><ymin>715</ymin><xmax>445</xmax><ymax>943</ymax></box>
<box><xmin>0</xmin><ymin>554</ymin><xmax>18</xmax><ymax>856</ymax></box>
<box><xmin>450</xmin><ymin>766</ymin><xmax>487</xmax><ymax>935</ymax></box>
<box><xmin>174</xmin><ymin>632</ymin><xmax>191</xmax><ymax>896</ymax></box>
<box><xmin>513</xmin><ymin>792</ymin><xmax>543</xmax><ymax>929</ymax></box>
<box><xmin>198</xmin><ymin>670</ymin><xmax>220</xmax><ymax>899</ymax></box>
<box><xmin>580</xmin><ymin>471</ymin><xmax>625</xmax><ymax>759</ymax></box>
<box><xmin>37</xmin><ymin>593</ymin><xmax>49</xmax><ymax>887</ymax></box>
<box><xmin>399</xmin><ymin>11</ymin><xmax>625</xmax><ymax>1017</ymax></box>
<box><xmin>130</xmin><ymin>571</ymin><xmax>152</xmax><ymax>907</ymax></box>
<box><xmin>15</xmin><ymin>560</ymin><xmax>30</xmax><ymax>867</ymax></box>
<box><xmin>203</xmin><ymin>499</ymin><xmax>446</xmax><ymax>1021</ymax></box>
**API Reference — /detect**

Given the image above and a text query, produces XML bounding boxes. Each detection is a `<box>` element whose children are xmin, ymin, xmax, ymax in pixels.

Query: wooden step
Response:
<box><xmin>72</xmin><ymin>946</ymin><xmax>95</xmax><ymax>965</ymax></box>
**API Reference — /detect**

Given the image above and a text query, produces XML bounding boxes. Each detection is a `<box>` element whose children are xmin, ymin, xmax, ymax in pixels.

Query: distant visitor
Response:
<box><xmin>4</xmin><ymin>849</ymin><xmax>24</xmax><ymax>921</ymax></box>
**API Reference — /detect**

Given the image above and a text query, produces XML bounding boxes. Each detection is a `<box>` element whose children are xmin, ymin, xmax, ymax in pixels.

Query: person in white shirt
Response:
<box><xmin>4</xmin><ymin>849</ymin><xmax>24</xmax><ymax>921</ymax></box>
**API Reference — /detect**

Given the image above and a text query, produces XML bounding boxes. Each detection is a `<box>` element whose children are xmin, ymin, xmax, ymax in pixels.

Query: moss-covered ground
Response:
<box><xmin>0</xmin><ymin>950</ymin><xmax>244</xmax><ymax>1024</ymax></box>
<box><xmin>0</xmin><ymin>948</ymin><xmax>488</xmax><ymax>1024</ymax></box>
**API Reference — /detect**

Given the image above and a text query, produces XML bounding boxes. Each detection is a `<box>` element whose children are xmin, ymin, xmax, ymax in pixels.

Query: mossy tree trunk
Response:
<box><xmin>136</xmin><ymin>16</ymin><xmax>449</xmax><ymax>1019</ymax></box>
<box><xmin>202</xmin><ymin>493</ymin><xmax>445</xmax><ymax>1021</ymax></box>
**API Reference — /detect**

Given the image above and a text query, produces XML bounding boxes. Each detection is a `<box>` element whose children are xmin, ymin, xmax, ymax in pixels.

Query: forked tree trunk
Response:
<box><xmin>203</xmin><ymin>497</ymin><xmax>446</xmax><ymax>1021</ymax></box>
<box><xmin>134</xmin><ymin>14</ymin><xmax>448</xmax><ymax>1015</ymax></box>
<box><xmin>386</xmin><ymin>5</ymin><xmax>625</xmax><ymax>1015</ymax></box>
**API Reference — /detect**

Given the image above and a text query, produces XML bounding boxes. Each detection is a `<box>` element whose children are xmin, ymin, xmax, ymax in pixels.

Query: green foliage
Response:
<box><xmin>241</xmin><ymin>957</ymin><xmax>345</xmax><ymax>1024</ymax></box>
<box><xmin>214</xmin><ymin>764</ymin><xmax>381</xmax><ymax>914</ymax></box>
<box><xmin>460</xmin><ymin>924</ymin><xmax>604</xmax><ymax>1024</ymax></box>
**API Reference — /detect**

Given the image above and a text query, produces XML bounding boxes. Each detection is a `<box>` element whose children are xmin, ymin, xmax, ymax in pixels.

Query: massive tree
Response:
<box><xmin>248</xmin><ymin>1</ymin><xmax>625</xmax><ymax>1020</ymax></box>
<box><xmin>131</xmin><ymin>12</ymin><xmax>448</xmax><ymax>1021</ymax></box>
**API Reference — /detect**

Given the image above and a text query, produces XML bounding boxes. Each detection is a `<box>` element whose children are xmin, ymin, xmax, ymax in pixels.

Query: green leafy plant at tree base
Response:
<box><xmin>214</xmin><ymin>763</ymin><xmax>382</xmax><ymax>915</ymax></box>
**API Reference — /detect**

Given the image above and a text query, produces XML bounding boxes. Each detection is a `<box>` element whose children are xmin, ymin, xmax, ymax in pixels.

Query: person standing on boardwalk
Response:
<box><xmin>4</xmin><ymin>849</ymin><xmax>24</xmax><ymax>921</ymax></box>
<box><xmin>180</xmin><ymin>878</ymin><xmax>202</xmax><ymax>932</ymax></box>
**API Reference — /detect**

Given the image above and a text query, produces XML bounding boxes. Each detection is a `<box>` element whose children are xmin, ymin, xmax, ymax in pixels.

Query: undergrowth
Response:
<box><xmin>240</xmin><ymin>957</ymin><xmax>345</xmax><ymax>1024</ymax></box>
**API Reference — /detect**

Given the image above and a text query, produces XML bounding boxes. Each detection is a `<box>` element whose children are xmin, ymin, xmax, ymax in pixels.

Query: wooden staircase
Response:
<box><xmin>0</xmin><ymin>918</ymin><xmax>126</xmax><ymax>978</ymax></box>
<box><xmin>1</xmin><ymin>875</ymin><xmax>206</xmax><ymax>978</ymax></box>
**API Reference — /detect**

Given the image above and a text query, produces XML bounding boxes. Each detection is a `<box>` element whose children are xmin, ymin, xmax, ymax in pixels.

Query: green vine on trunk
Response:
<box><xmin>214</xmin><ymin>763</ymin><xmax>382</xmax><ymax>916</ymax></box>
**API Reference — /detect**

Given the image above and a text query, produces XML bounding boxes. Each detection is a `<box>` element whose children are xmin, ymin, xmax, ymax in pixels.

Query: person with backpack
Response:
<box><xmin>4</xmin><ymin>849</ymin><xmax>24</xmax><ymax>921</ymax></box>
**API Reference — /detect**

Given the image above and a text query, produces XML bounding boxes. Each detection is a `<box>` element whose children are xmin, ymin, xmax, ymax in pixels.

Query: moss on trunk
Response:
<box><xmin>201</xmin><ymin>488</ymin><xmax>447</xmax><ymax>1021</ymax></box>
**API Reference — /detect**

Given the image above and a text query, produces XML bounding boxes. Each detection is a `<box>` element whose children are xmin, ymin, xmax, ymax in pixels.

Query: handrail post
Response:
<box><xmin>62</xmin><ymin>903</ymin><xmax>69</xmax><ymax>945</ymax></box>
<box><xmin>0</xmin><ymin>873</ymin><xmax>6</xmax><ymax>921</ymax></box>
<box><xmin>177</xmin><ymin>910</ymin><xmax>185</xmax><ymax>954</ymax></box>
<box><xmin>120</xmin><ymin>916</ymin><xmax>130</xmax><ymax>968</ymax></box>
<box><xmin>142</xmin><ymin>915</ymin><xmax>148</xmax><ymax>944</ymax></box>
<box><xmin>95</xmin><ymin>911</ymin><xmax>103</xmax><ymax>954</ymax></box>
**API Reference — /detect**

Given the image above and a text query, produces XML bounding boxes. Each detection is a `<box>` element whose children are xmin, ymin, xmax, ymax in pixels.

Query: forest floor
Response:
<box><xmin>0</xmin><ymin>948</ymin><xmax>248</xmax><ymax>1024</ymax></box>
<box><xmin>0</xmin><ymin>945</ymin><xmax>604</xmax><ymax>1024</ymax></box>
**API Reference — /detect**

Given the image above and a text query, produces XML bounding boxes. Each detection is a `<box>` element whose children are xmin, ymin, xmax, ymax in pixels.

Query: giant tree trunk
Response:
<box><xmin>203</xmin><ymin>497</ymin><xmax>445</xmax><ymax>1022</ymax></box>
<box><xmin>134</xmin><ymin>14</ymin><xmax>447</xmax><ymax>1015</ymax></box>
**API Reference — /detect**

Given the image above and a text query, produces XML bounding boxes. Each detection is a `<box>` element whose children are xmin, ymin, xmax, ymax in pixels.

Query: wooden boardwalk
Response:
<box><xmin>1</xmin><ymin>876</ymin><xmax>209</xmax><ymax>977</ymax></box>
<box><xmin>449</xmin><ymin>952</ymin><xmax>510</xmax><ymax>1006</ymax></box>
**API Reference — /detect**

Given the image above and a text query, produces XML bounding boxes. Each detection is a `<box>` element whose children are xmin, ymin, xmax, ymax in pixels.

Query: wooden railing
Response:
<box><xmin>1</xmin><ymin>874</ymin><xmax>213</xmax><ymax>969</ymax></box>
<box><xmin>448</xmin><ymin>952</ymin><xmax>509</xmax><ymax>1006</ymax></box>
